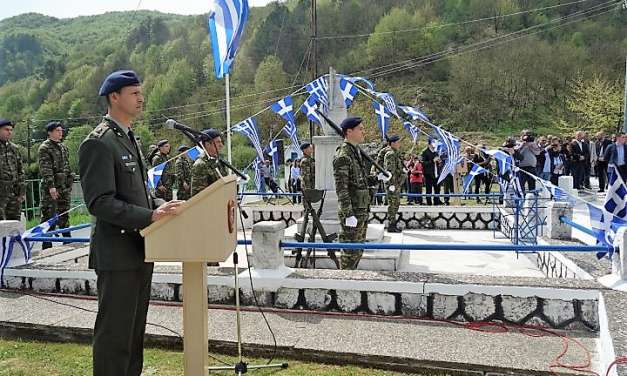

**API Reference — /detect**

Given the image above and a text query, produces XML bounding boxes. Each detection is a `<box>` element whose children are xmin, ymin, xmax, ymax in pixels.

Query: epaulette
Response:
<box><xmin>89</xmin><ymin>122</ymin><xmax>112</xmax><ymax>140</ymax></box>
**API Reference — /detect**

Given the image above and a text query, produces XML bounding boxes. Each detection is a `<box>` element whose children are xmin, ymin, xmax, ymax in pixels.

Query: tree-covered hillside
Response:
<box><xmin>0</xmin><ymin>0</ymin><xmax>626</xmax><ymax>175</ymax></box>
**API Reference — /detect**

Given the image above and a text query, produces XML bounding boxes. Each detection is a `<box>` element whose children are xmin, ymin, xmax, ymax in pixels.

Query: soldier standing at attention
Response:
<box><xmin>191</xmin><ymin>128</ymin><xmax>229</xmax><ymax>197</ymax></box>
<box><xmin>383</xmin><ymin>134</ymin><xmax>404</xmax><ymax>233</ymax></box>
<box><xmin>0</xmin><ymin>118</ymin><xmax>25</xmax><ymax>220</ymax></box>
<box><xmin>174</xmin><ymin>145</ymin><xmax>192</xmax><ymax>200</ymax></box>
<box><xmin>151</xmin><ymin>139</ymin><xmax>174</xmax><ymax>201</ymax></box>
<box><xmin>333</xmin><ymin>117</ymin><xmax>383</xmax><ymax>270</ymax></box>
<box><xmin>79</xmin><ymin>70</ymin><xmax>182</xmax><ymax>376</ymax></box>
<box><xmin>38</xmin><ymin>121</ymin><xmax>74</xmax><ymax>249</ymax></box>
<box><xmin>300</xmin><ymin>142</ymin><xmax>315</xmax><ymax>190</ymax></box>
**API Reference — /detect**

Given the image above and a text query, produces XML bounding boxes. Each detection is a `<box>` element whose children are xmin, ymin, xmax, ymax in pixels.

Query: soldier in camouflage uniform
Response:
<box><xmin>38</xmin><ymin>121</ymin><xmax>74</xmax><ymax>248</ymax></box>
<box><xmin>333</xmin><ymin>117</ymin><xmax>384</xmax><ymax>270</ymax></box>
<box><xmin>151</xmin><ymin>139</ymin><xmax>174</xmax><ymax>201</ymax></box>
<box><xmin>300</xmin><ymin>142</ymin><xmax>315</xmax><ymax>191</ymax></box>
<box><xmin>383</xmin><ymin>135</ymin><xmax>404</xmax><ymax>233</ymax></box>
<box><xmin>191</xmin><ymin>129</ymin><xmax>229</xmax><ymax>197</ymax></box>
<box><xmin>0</xmin><ymin>119</ymin><xmax>26</xmax><ymax>220</ymax></box>
<box><xmin>371</xmin><ymin>142</ymin><xmax>391</xmax><ymax>205</ymax></box>
<box><xmin>175</xmin><ymin>145</ymin><xmax>192</xmax><ymax>200</ymax></box>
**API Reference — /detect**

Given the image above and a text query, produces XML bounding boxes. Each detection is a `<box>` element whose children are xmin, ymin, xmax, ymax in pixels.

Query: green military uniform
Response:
<box><xmin>79</xmin><ymin>115</ymin><xmax>154</xmax><ymax>376</ymax></box>
<box><xmin>38</xmin><ymin>138</ymin><xmax>73</xmax><ymax>238</ymax></box>
<box><xmin>175</xmin><ymin>155</ymin><xmax>192</xmax><ymax>200</ymax></box>
<box><xmin>190</xmin><ymin>153</ymin><xmax>229</xmax><ymax>197</ymax></box>
<box><xmin>151</xmin><ymin>153</ymin><xmax>174</xmax><ymax>201</ymax></box>
<box><xmin>383</xmin><ymin>147</ymin><xmax>405</xmax><ymax>231</ymax></box>
<box><xmin>0</xmin><ymin>139</ymin><xmax>25</xmax><ymax>220</ymax></box>
<box><xmin>371</xmin><ymin>145</ymin><xmax>390</xmax><ymax>205</ymax></box>
<box><xmin>300</xmin><ymin>155</ymin><xmax>315</xmax><ymax>190</ymax></box>
<box><xmin>333</xmin><ymin>141</ymin><xmax>377</xmax><ymax>270</ymax></box>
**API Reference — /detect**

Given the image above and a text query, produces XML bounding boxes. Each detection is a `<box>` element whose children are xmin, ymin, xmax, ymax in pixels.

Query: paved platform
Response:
<box><xmin>0</xmin><ymin>290</ymin><xmax>600</xmax><ymax>375</ymax></box>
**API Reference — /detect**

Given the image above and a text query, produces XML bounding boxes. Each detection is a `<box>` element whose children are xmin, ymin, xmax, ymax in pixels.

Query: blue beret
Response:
<box><xmin>157</xmin><ymin>139</ymin><xmax>169</xmax><ymax>147</ymax></box>
<box><xmin>200</xmin><ymin>128</ymin><xmax>221</xmax><ymax>141</ymax></box>
<box><xmin>45</xmin><ymin>121</ymin><xmax>63</xmax><ymax>132</ymax></box>
<box><xmin>177</xmin><ymin>145</ymin><xmax>190</xmax><ymax>152</ymax></box>
<box><xmin>340</xmin><ymin>117</ymin><xmax>362</xmax><ymax>131</ymax></box>
<box><xmin>0</xmin><ymin>118</ymin><xmax>14</xmax><ymax>127</ymax></box>
<box><xmin>386</xmin><ymin>134</ymin><xmax>400</xmax><ymax>143</ymax></box>
<box><xmin>300</xmin><ymin>142</ymin><xmax>312</xmax><ymax>151</ymax></box>
<box><xmin>98</xmin><ymin>70</ymin><xmax>141</xmax><ymax>96</ymax></box>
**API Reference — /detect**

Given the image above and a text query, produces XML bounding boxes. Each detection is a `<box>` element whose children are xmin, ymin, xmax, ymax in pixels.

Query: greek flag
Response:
<box><xmin>463</xmin><ymin>165</ymin><xmax>488</xmax><ymax>194</ymax></box>
<box><xmin>341</xmin><ymin>75</ymin><xmax>375</xmax><ymax>91</ymax></box>
<box><xmin>186</xmin><ymin>146</ymin><xmax>203</xmax><ymax>161</ymax></box>
<box><xmin>300</xmin><ymin>94</ymin><xmax>322</xmax><ymax>125</ymax></box>
<box><xmin>485</xmin><ymin>149</ymin><xmax>513</xmax><ymax>175</ymax></box>
<box><xmin>428</xmin><ymin>136</ymin><xmax>443</xmax><ymax>154</ymax></box>
<box><xmin>282</xmin><ymin>121</ymin><xmax>299</xmax><ymax>152</ymax></box>
<box><xmin>592</xmin><ymin>171</ymin><xmax>627</xmax><ymax>258</ymax></box>
<box><xmin>147</xmin><ymin>162</ymin><xmax>167</xmax><ymax>189</ymax></box>
<box><xmin>339</xmin><ymin>78</ymin><xmax>359</xmax><ymax>108</ymax></box>
<box><xmin>431</xmin><ymin>125</ymin><xmax>461</xmax><ymax>184</ymax></box>
<box><xmin>264</xmin><ymin>141</ymin><xmax>280</xmax><ymax>177</ymax></box>
<box><xmin>253</xmin><ymin>157</ymin><xmax>263</xmax><ymax>191</ymax></box>
<box><xmin>305</xmin><ymin>77</ymin><xmax>329</xmax><ymax>112</ymax></box>
<box><xmin>232</xmin><ymin>116</ymin><xmax>264</xmax><ymax>161</ymax></box>
<box><xmin>373</xmin><ymin>92</ymin><xmax>399</xmax><ymax>118</ymax></box>
<box><xmin>538</xmin><ymin>179</ymin><xmax>576</xmax><ymax>205</ymax></box>
<box><xmin>403</xmin><ymin>122</ymin><xmax>420</xmax><ymax>142</ymax></box>
<box><xmin>399</xmin><ymin>105</ymin><xmax>430</xmax><ymax>123</ymax></box>
<box><xmin>270</xmin><ymin>96</ymin><xmax>296</xmax><ymax>126</ymax></box>
<box><xmin>372</xmin><ymin>101</ymin><xmax>390</xmax><ymax>140</ymax></box>
<box><xmin>208</xmin><ymin>0</ymin><xmax>250</xmax><ymax>79</ymax></box>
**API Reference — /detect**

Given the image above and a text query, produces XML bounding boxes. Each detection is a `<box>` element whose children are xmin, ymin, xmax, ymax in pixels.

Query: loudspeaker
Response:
<box><xmin>275</xmin><ymin>139</ymin><xmax>284</xmax><ymax>165</ymax></box>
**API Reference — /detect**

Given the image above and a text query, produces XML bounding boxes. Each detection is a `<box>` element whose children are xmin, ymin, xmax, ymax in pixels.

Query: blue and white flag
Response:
<box><xmin>339</xmin><ymin>78</ymin><xmax>359</xmax><ymax>108</ymax></box>
<box><xmin>282</xmin><ymin>121</ymin><xmax>299</xmax><ymax>152</ymax></box>
<box><xmin>253</xmin><ymin>157</ymin><xmax>263</xmax><ymax>191</ymax></box>
<box><xmin>373</xmin><ymin>92</ymin><xmax>399</xmax><ymax>118</ymax></box>
<box><xmin>593</xmin><ymin>171</ymin><xmax>627</xmax><ymax>258</ymax></box>
<box><xmin>232</xmin><ymin>116</ymin><xmax>264</xmax><ymax>161</ymax></box>
<box><xmin>305</xmin><ymin>77</ymin><xmax>329</xmax><ymax>111</ymax></box>
<box><xmin>300</xmin><ymin>94</ymin><xmax>323</xmax><ymax>125</ymax></box>
<box><xmin>264</xmin><ymin>141</ymin><xmax>280</xmax><ymax>177</ymax></box>
<box><xmin>485</xmin><ymin>149</ymin><xmax>513</xmax><ymax>175</ymax></box>
<box><xmin>341</xmin><ymin>75</ymin><xmax>375</xmax><ymax>91</ymax></box>
<box><xmin>403</xmin><ymin>122</ymin><xmax>420</xmax><ymax>143</ymax></box>
<box><xmin>399</xmin><ymin>105</ymin><xmax>430</xmax><ymax>123</ymax></box>
<box><xmin>208</xmin><ymin>0</ymin><xmax>250</xmax><ymax>79</ymax></box>
<box><xmin>538</xmin><ymin>179</ymin><xmax>576</xmax><ymax>205</ymax></box>
<box><xmin>186</xmin><ymin>146</ymin><xmax>203</xmax><ymax>161</ymax></box>
<box><xmin>372</xmin><ymin>101</ymin><xmax>391</xmax><ymax>140</ymax></box>
<box><xmin>270</xmin><ymin>96</ymin><xmax>296</xmax><ymax>126</ymax></box>
<box><xmin>147</xmin><ymin>162</ymin><xmax>167</xmax><ymax>189</ymax></box>
<box><xmin>431</xmin><ymin>125</ymin><xmax>462</xmax><ymax>184</ymax></box>
<box><xmin>463</xmin><ymin>165</ymin><xmax>488</xmax><ymax>194</ymax></box>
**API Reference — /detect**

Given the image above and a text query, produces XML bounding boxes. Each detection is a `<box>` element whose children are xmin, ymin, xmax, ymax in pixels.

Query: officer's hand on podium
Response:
<box><xmin>151</xmin><ymin>200</ymin><xmax>184</xmax><ymax>222</ymax></box>
<box><xmin>345</xmin><ymin>216</ymin><xmax>358</xmax><ymax>228</ymax></box>
<box><xmin>377</xmin><ymin>172</ymin><xmax>392</xmax><ymax>182</ymax></box>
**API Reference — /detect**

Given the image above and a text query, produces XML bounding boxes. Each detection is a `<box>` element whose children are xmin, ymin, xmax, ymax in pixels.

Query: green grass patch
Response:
<box><xmin>0</xmin><ymin>338</ymin><xmax>436</xmax><ymax>375</ymax></box>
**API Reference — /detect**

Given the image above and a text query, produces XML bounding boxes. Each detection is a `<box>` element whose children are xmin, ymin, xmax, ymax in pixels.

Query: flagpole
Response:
<box><xmin>226</xmin><ymin>73</ymin><xmax>232</xmax><ymax>164</ymax></box>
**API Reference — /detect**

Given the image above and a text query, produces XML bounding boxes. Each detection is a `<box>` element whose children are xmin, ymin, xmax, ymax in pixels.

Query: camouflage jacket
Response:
<box><xmin>151</xmin><ymin>153</ymin><xmax>175</xmax><ymax>189</ymax></box>
<box><xmin>384</xmin><ymin>148</ymin><xmax>405</xmax><ymax>189</ymax></box>
<box><xmin>0</xmin><ymin>140</ymin><xmax>26</xmax><ymax>196</ymax></box>
<box><xmin>175</xmin><ymin>156</ymin><xmax>192</xmax><ymax>192</ymax></box>
<box><xmin>190</xmin><ymin>153</ymin><xmax>229</xmax><ymax>197</ymax></box>
<box><xmin>300</xmin><ymin>155</ymin><xmax>315</xmax><ymax>190</ymax></box>
<box><xmin>333</xmin><ymin>141</ymin><xmax>377</xmax><ymax>218</ymax></box>
<box><xmin>38</xmin><ymin>138</ymin><xmax>73</xmax><ymax>191</ymax></box>
<box><xmin>371</xmin><ymin>145</ymin><xmax>391</xmax><ymax>175</ymax></box>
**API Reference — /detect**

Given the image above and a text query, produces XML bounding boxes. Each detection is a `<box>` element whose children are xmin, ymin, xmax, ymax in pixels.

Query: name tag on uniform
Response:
<box><xmin>125</xmin><ymin>161</ymin><xmax>137</xmax><ymax>167</ymax></box>
<box><xmin>122</xmin><ymin>155</ymin><xmax>131</xmax><ymax>161</ymax></box>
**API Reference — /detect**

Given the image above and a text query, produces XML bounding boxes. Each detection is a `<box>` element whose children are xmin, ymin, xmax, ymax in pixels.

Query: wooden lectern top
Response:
<box><xmin>141</xmin><ymin>175</ymin><xmax>238</xmax><ymax>262</ymax></box>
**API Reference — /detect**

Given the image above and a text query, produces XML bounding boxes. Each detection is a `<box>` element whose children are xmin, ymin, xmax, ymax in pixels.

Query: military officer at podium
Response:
<box><xmin>191</xmin><ymin>128</ymin><xmax>229</xmax><ymax>197</ymax></box>
<box><xmin>78</xmin><ymin>70</ymin><xmax>182</xmax><ymax>376</ymax></box>
<box><xmin>333</xmin><ymin>117</ymin><xmax>381</xmax><ymax>270</ymax></box>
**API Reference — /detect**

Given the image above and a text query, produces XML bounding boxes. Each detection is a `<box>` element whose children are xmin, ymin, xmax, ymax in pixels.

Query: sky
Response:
<box><xmin>0</xmin><ymin>0</ymin><xmax>275</xmax><ymax>21</ymax></box>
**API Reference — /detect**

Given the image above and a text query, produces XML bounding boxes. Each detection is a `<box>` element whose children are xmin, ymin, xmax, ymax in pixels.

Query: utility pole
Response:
<box><xmin>309</xmin><ymin>0</ymin><xmax>317</xmax><ymax>142</ymax></box>
<box><xmin>26</xmin><ymin>118</ymin><xmax>31</xmax><ymax>164</ymax></box>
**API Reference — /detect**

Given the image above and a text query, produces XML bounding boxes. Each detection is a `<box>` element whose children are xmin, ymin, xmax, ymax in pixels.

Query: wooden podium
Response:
<box><xmin>141</xmin><ymin>175</ymin><xmax>238</xmax><ymax>375</ymax></box>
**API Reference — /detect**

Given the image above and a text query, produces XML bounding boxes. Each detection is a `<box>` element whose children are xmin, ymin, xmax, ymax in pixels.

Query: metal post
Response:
<box><xmin>226</xmin><ymin>73</ymin><xmax>232</xmax><ymax>164</ymax></box>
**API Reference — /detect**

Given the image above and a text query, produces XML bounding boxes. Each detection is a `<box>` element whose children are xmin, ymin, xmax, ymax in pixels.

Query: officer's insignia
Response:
<box><xmin>122</xmin><ymin>155</ymin><xmax>129</xmax><ymax>160</ymax></box>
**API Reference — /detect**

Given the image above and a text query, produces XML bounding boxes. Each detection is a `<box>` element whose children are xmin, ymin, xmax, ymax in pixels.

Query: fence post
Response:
<box><xmin>616</xmin><ymin>227</ymin><xmax>627</xmax><ymax>280</ymax></box>
<box><xmin>547</xmin><ymin>201</ymin><xmax>573</xmax><ymax>240</ymax></box>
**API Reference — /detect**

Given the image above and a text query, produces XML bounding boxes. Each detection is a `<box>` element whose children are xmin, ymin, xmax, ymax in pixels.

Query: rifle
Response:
<box><xmin>315</xmin><ymin>110</ymin><xmax>391</xmax><ymax>178</ymax></box>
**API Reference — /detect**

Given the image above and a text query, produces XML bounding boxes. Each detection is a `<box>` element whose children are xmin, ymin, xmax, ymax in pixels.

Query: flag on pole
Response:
<box><xmin>431</xmin><ymin>125</ymin><xmax>461</xmax><ymax>184</ymax></box>
<box><xmin>372</xmin><ymin>101</ymin><xmax>390</xmax><ymax>140</ymax></box>
<box><xmin>147</xmin><ymin>162</ymin><xmax>167</xmax><ymax>189</ymax></box>
<box><xmin>282</xmin><ymin>121</ymin><xmax>300</xmax><ymax>152</ymax></box>
<box><xmin>232</xmin><ymin>116</ymin><xmax>264</xmax><ymax>161</ymax></box>
<box><xmin>399</xmin><ymin>105</ymin><xmax>430</xmax><ymax>123</ymax></box>
<box><xmin>373</xmin><ymin>92</ymin><xmax>399</xmax><ymax>118</ymax></box>
<box><xmin>339</xmin><ymin>78</ymin><xmax>359</xmax><ymax>108</ymax></box>
<box><xmin>403</xmin><ymin>121</ymin><xmax>420</xmax><ymax>143</ymax></box>
<box><xmin>591</xmin><ymin>170</ymin><xmax>627</xmax><ymax>258</ymax></box>
<box><xmin>270</xmin><ymin>96</ymin><xmax>296</xmax><ymax>126</ymax></box>
<box><xmin>253</xmin><ymin>157</ymin><xmax>263</xmax><ymax>191</ymax></box>
<box><xmin>300</xmin><ymin>94</ymin><xmax>323</xmax><ymax>125</ymax></box>
<box><xmin>264</xmin><ymin>141</ymin><xmax>280</xmax><ymax>177</ymax></box>
<box><xmin>485</xmin><ymin>149</ymin><xmax>513</xmax><ymax>175</ymax></box>
<box><xmin>208</xmin><ymin>0</ymin><xmax>250</xmax><ymax>79</ymax></box>
<box><xmin>341</xmin><ymin>75</ymin><xmax>375</xmax><ymax>91</ymax></box>
<box><xmin>463</xmin><ymin>165</ymin><xmax>488</xmax><ymax>194</ymax></box>
<box><xmin>305</xmin><ymin>77</ymin><xmax>329</xmax><ymax>112</ymax></box>
<box><xmin>185</xmin><ymin>146</ymin><xmax>203</xmax><ymax>161</ymax></box>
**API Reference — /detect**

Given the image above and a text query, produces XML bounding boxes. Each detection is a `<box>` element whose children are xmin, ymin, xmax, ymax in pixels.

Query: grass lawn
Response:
<box><xmin>0</xmin><ymin>338</ymin><xmax>437</xmax><ymax>376</ymax></box>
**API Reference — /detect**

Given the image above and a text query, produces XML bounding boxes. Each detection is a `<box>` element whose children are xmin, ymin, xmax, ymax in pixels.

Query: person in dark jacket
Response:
<box><xmin>570</xmin><ymin>131</ymin><xmax>590</xmax><ymax>189</ymax></box>
<box><xmin>421</xmin><ymin>141</ymin><xmax>441</xmax><ymax>205</ymax></box>
<box><xmin>594</xmin><ymin>132</ymin><xmax>612</xmax><ymax>192</ymax></box>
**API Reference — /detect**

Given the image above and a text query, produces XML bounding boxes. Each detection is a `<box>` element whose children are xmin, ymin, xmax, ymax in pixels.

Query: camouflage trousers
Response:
<box><xmin>339</xmin><ymin>212</ymin><xmax>369</xmax><ymax>270</ymax></box>
<box><xmin>41</xmin><ymin>190</ymin><xmax>71</xmax><ymax>231</ymax></box>
<box><xmin>386</xmin><ymin>190</ymin><xmax>400</xmax><ymax>224</ymax></box>
<box><xmin>0</xmin><ymin>193</ymin><xmax>22</xmax><ymax>220</ymax></box>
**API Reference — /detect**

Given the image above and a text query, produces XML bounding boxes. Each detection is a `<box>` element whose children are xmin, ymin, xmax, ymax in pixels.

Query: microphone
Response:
<box><xmin>164</xmin><ymin>119</ymin><xmax>203</xmax><ymax>137</ymax></box>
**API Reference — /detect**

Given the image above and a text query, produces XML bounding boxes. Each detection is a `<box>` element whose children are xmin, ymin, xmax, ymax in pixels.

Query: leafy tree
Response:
<box><xmin>566</xmin><ymin>75</ymin><xmax>624</xmax><ymax>134</ymax></box>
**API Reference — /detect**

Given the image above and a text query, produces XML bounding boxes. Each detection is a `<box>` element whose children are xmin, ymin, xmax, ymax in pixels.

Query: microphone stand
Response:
<box><xmin>169</xmin><ymin>125</ymin><xmax>288</xmax><ymax>375</ymax></box>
